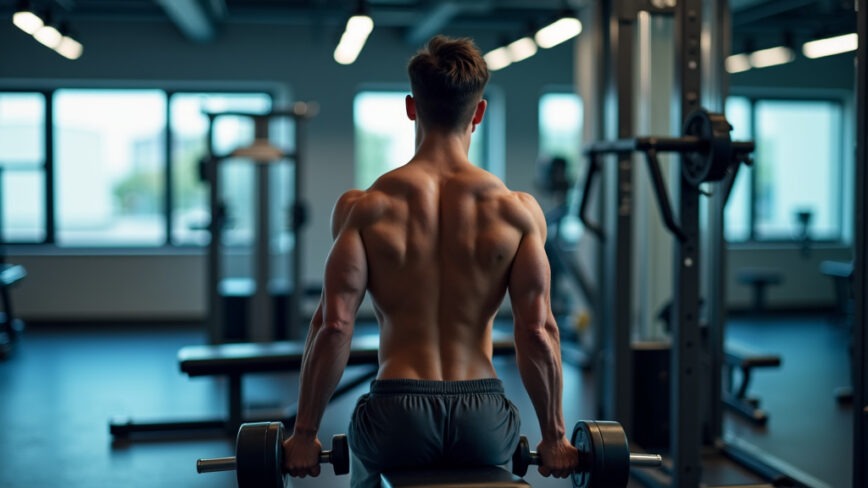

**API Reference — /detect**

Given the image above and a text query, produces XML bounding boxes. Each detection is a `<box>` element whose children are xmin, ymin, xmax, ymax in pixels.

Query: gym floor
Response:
<box><xmin>0</xmin><ymin>314</ymin><xmax>852</xmax><ymax>488</ymax></box>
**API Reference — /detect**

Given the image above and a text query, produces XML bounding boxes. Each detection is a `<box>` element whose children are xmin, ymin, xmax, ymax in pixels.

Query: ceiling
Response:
<box><xmin>2</xmin><ymin>0</ymin><xmax>857</xmax><ymax>49</ymax></box>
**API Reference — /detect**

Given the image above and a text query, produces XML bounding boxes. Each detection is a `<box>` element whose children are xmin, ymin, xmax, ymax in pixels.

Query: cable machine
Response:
<box><xmin>201</xmin><ymin>102</ymin><xmax>317</xmax><ymax>344</ymax></box>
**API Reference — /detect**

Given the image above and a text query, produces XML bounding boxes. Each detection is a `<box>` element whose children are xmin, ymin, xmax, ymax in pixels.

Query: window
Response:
<box><xmin>0</xmin><ymin>92</ymin><xmax>46</xmax><ymax>243</ymax></box>
<box><xmin>54</xmin><ymin>89</ymin><xmax>167</xmax><ymax>246</ymax></box>
<box><xmin>724</xmin><ymin>96</ymin><xmax>845</xmax><ymax>242</ymax></box>
<box><xmin>169</xmin><ymin>92</ymin><xmax>272</xmax><ymax>245</ymax></box>
<box><xmin>354</xmin><ymin>91</ymin><xmax>489</xmax><ymax>190</ymax></box>
<box><xmin>538</xmin><ymin>92</ymin><xmax>583</xmax><ymax>173</ymax></box>
<box><xmin>0</xmin><ymin>87</ymin><xmax>274</xmax><ymax>247</ymax></box>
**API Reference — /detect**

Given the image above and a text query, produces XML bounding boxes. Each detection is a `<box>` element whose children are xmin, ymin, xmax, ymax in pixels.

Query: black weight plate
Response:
<box><xmin>331</xmin><ymin>434</ymin><xmax>350</xmax><ymax>475</ymax></box>
<box><xmin>682</xmin><ymin>109</ymin><xmax>733</xmax><ymax>186</ymax></box>
<box><xmin>570</xmin><ymin>421</ymin><xmax>592</xmax><ymax>488</ymax></box>
<box><xmin>593</xmin><ymin>421</ymin><xmax>630</xmax><ymax>487</ymax></box>
<box><xmin>235</xmin><ymin>422</ymin><xmax>285</xmax><ymax>488</ymax></box>
<box><xmin>512</xmin><ymin>436</ymin><xmax>532</xmax><ymax>477</ymax></box>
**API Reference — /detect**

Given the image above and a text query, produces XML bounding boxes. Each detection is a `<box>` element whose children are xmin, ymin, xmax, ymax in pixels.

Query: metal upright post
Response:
<box><xmin>597</xmin><ymin>0</ymin><xmax>635</xmax><ymax>434</ymax></box>
<box><xmin>251</xmin><ymin>116</ymin><xmax>273</xmax><ymax>343</ymax></box>
<box><xmin>205</xmin><ymin>114</ymin><xmax>224</xmax><ymax>344</ymax></box>
<box><xmin>288</xmin><ymin>114</ymin><xmax>304</xmax><ymax>341</ymax></box>
<box><xmin>671</xmin><ymin>0</ymin><xmax>704</xmax><ymax>486</ymax></box>
<box><xmin>853</xmin><ymin>2</ymin><xmax>867</xmax><ymax>486</ymax></box>
<box><xmin>700</xmin><ymin>0</ymin><xmax>730</xmax><ymax>444</ymax></box>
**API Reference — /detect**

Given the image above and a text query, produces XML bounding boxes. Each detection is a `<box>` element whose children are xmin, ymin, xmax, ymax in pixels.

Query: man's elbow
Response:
<box><xmin>515</xmin><ymin>317</ymin><xmax>559</xmax><ymax>345</ymax></box>
<box><xmin>319</xmin><ymin>319</ymin><xmax>354</xmax><ymax>340</ymax></box>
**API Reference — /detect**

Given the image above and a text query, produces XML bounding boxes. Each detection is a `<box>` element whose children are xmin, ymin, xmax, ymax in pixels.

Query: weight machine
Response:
<box><xmin>579</xmin><ymin>1</ymin><xmax>821</xmax><ymax>486</ymax></box>
<box><xmin>201</xmin><ymin>102</ymin><xmax>317</xmax><ymax>344</ymax></box>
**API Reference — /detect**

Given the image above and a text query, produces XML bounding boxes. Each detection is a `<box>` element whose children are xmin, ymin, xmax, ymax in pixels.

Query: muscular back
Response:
<box><xmin>330</xmin><ymin>160</ymin><xmax>542</xmax><ymax>381</ymax></box>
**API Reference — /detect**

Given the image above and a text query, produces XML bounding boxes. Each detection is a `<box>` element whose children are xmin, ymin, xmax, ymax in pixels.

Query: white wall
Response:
<box><xmin>0</xmin><ymin>18</ymin><xmax>574</xmax><ymax>321</ymax></box>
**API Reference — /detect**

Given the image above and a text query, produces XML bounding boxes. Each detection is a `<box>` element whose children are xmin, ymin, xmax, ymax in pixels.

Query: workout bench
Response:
<box><xmin>736</xmin><ymin>268</ymin><xmax>783</xmax><ymax>313</ymax></box>
<box><xmin>110</xmin><ymin>332</ymin><xmax>517</xmax><ymax>439</ymax></box>
<box><xmin>381</xmin><ymin>467</ymin><xmax>529</xmax><ymax>487</ymax></box>
<box><xmin>723</xmin><ymin>342</ymin><xmax>781</xmax><ymax>426</ymax></box>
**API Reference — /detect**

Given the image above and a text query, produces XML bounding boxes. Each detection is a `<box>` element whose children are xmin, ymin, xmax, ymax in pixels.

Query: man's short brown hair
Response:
<box><xmin>407</xmin><ymin>36</ymin><xmax>490</xmax><ymax>132</ymax></box>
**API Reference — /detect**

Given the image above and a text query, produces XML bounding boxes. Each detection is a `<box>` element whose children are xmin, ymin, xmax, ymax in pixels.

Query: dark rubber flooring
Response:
<box><xmin>0</xmin><ymin>314</ymin><xmax>853</xmax><ymax>487</ymax></box>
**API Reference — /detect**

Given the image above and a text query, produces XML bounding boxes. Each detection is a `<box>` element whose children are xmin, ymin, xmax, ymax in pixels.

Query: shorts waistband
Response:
<box><xmin>369</xmin><ymin>378</ymin><xmax>504</xmax><ymax>395</ymax></box>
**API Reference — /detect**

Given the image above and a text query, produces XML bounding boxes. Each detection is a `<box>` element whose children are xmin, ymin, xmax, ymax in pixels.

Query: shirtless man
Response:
<box><xmin>283</xmin><ymin>35</ymin><xmax>579</xmax><ymax>487</ymax></box>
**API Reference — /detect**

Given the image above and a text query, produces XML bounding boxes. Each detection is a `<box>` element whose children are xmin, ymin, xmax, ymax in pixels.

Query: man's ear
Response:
<box><xmin>472</xmin><ymin>99</ymin><xmax>487</xmax><ymax>125</ymax></box>
<box><xmin>405</xmin><ymin>95</ymin><xmax>417</xmax><ymax>121</ymax></box>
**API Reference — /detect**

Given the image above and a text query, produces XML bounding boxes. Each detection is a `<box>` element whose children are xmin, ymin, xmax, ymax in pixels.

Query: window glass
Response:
<box><xmin>724</xmin><ymin>96</ymin><xmax>752</xmax><ymax>242</ymax></box>
<box><xmin>169</xmin><ymin>93</ymin><xmax>272</xmax><ymax>245</ymax></box>
<box><xmin>754</xmin><ymin>99</ymin><xmax>841</xmax><ymax>240</ymax></box>
<box><xmin>0</xmin><ymin>92</ymin><xmax>46</xmax><ymax>242</ymax></box>
<box><xmin>354</xmin><ymin>91</ymin><xmax>488</xmax><ymax>190</ymax></box>
<box><xmin>539</xmin><ymin>92</ymin><xmax>583</xmax><ymax>174</ymax></box>
<box><xmin>54</xmin><ymin>89</ymin><xmax>166</xmax><ymax>246</ymax></box>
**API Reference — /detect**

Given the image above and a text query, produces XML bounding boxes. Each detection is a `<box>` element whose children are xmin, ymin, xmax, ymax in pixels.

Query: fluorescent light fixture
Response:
<box><xmin>13</xmin><ymin>8</ymin><xmax>43</xmax><ymax>35</ymax></box>
<box><xmin>56</xmin><ymin>34</ymin><xmax>83</xmax><ymax>60</ymax></box>
<box><xmin>802</xmin><ymin>33</ymin><xmax>858</xmax><ymax>59</ymax></box>
<box><xmin>725</xmin><ymin>53</ymin><xmax>751</xmax><ymax>73</ymax></box>
<box><xmin>749</xmin><ymin>46</ymin><xmax>795</xmax><ymax>69</ymax></box>
<box><xmin>484</xmin><ymin>46</ymin><xmax>511</xmax><ymax>71</ymax></box>
<box><xmin>333</xmin><ymin>13</ymin><xmax>373</xmax><ymax>65</ymax></box>
<box><xmin>534</xmin><ymin>17</ymin><xmax>582</xmax><ymax>49</ymax></box>
<box><xmin>33</xmin><ymin>24</ymin><xmax>62</xmax><ymax>49</ymax></box>
<box><xmin>507</xmin><ymin>36</ymin><xmax>537</xmax><ymax>63</ymax></box>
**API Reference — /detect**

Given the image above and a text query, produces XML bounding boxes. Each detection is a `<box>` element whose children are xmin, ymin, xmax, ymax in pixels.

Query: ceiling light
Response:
<box><xmin>535</xmin><ymin>16</ymin><xmax>582</xmax><ymax>49</ymax></box>
<box><xmin>33</xmin><ymin>22</ymin><xmax>62</xmax><ymax>49</ymax></box>
<box><xmin>333</xmin><ymin>3</ymin><xmax>374</xmax><ymax>65</ymax></box>
<box><xmin>802</xmin><ymin>33</ymin><xmax>858</xmax><ymax>59</ymax></box>
<box><xmin>12</xmin><ymin>1</ymin><xmax>43</xmax><ymax>35</ymax></box>
<box><xmin>725</xmin><ymin>53</ymin><xmax>751</xmax><ymax>73</ymax></box>
<box><xmin>484</xmin><ymin>46</ymin><xmax>512</xmax><ymax>71</ymax></box>
<box><xmin>749</xmin><ymin>46</ymin><xmax>795</xmax><ymax>69</ymax></box>
<box><xmin>507</xmin><ymin>36</ymin><xmax>537</xmax><ymax>63</ymax></box>
<box><xmin>56</xmin><ymin>33</ymin><xmax>83</xmax><ymax>60</ymax></box>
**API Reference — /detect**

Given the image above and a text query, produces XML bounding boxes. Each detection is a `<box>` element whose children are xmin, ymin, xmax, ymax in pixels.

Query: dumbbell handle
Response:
<box><xmin>196</xmin><ymin>451</ymin><xmax>335</xmax><ymax>474</ymax></box>
<box><xmin>629</xmin><ymin>453</ymin><xmax>663</xmax><ymax>467</ymax></box>
<box><xmin>525</xmin><ymin>451</ymin><xmax>663</xmax><ymax>468</ymax></box>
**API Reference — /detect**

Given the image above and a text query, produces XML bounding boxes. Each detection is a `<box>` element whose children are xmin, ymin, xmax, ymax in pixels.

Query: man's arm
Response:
<box><xmin>508</xmin><ymin>194</ymin><xmax>577</xmax><ymax>478</ymax></box>
<box><xmin>284</xmin><ymin>192</ymin><xmax>369</xmax><ymax>477</ymax></box>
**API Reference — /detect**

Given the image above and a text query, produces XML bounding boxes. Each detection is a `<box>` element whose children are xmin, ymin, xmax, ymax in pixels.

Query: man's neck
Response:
<box><xmin>413</xmin><ymin>127</ymin><xmax>473</xmax><ymax>167</ymax></box>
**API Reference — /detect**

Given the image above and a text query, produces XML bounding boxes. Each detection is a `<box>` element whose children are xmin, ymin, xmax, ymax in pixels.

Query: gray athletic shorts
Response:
<box><xmin>347</xmin><ymin>378</ymin><xmax>521</xmax><ymax>488</ymax></box>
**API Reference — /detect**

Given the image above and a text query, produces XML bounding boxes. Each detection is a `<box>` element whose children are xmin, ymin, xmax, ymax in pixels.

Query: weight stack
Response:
<box><xmin>632</xmin><ymin>341</ymin><xmax>670</xmax><ymax>449</ymax></box>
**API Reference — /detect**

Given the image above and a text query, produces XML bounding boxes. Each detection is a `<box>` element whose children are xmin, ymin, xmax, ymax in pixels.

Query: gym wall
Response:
<box><xmin>0</xmin><ymin>16</ymin><xmax>856</xmax><ymax>321</ymax></box>
<box><xmin>0</xmin><ymin>17</ymin><xmax>572</xmax><ymax>321</ymax></box>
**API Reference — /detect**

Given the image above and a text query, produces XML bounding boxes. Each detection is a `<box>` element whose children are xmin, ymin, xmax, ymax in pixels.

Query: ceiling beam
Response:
<box><xmin>404</xmin><ymin>0</ymin><xmax>493</xmax><ymax>45</ymax></box>
<box><xmin>154</xmin><ymin>0</ymin><xmax>217</xmax><ymax>43</ymax></box>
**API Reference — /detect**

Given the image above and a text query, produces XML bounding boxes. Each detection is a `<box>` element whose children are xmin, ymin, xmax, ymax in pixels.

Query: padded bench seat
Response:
<box><xmin>724</xmin><ymin>342</ymin><xmax>781</xmax><ymax>425</ymax></box>
<box><xmin>112</xmin><ymin>332</ymin><xmax>517</xmax><ymax>439</ymax></box>
<box><xmin>381</xmin><ymin>466</ymin><xmax>530</xmax><ymax>488</ymax></box>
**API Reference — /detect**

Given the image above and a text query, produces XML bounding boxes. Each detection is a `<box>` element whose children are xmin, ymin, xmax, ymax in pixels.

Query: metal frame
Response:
<box><xmin>589</xmin><ymin>1</ymin><xmax>822</xmax><ymax>487</ymax></box>
<box><xmin>205</xmin><ymin>107</ymin><xmax>314</xmax><ymax>344</ymax></box>
<box><xmin>853</xmin><ymin>1</ymin><xmax>867</xmax><ymax>486</ymax></box>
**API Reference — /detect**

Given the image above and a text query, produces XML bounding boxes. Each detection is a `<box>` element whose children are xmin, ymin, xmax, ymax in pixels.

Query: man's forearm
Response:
<box><xmin>514</xmin><ymin>319</ymin><xmax>566</xmax><ymax>442</ymax></box>
<box><xmin>293</xmin><ymin>321</ymin><xmax>353</xmax><ymax>437</ymax></box>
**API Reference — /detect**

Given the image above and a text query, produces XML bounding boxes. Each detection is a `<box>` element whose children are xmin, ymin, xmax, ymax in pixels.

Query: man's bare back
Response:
<box><xmin>332</xmin><ymin>156</ymin><xmax>542</xmax><ymax>381</ymax></box>
<box><xmin>284</xmin><ymin>36</ymin><xmax>578</xmax><ymax>485</ymax></box>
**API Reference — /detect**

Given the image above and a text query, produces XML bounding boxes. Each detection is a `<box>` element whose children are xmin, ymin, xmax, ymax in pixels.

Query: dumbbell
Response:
<box><xmin>196</xmin><ymin>421</ymin><xmax>349</xmax><ymax>488</ymax></box>
<box><xmin>512</xmin><ymin>420</ymin><xmax>662</xmax><ymax>488</ymax></box>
